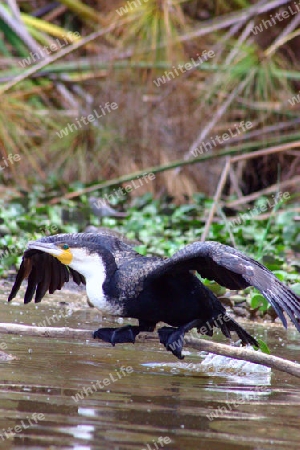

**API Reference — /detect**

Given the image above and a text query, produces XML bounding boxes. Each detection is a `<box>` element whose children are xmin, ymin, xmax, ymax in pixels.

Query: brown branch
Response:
<box><xmin>0</xmin><ymin>323</ymin><xmax>92</xmax><ymax>339</ymax></box>
<box><xmin>183</xmin><ymin>337</ymin><xmax>300</xmax><ymax>378</ymax></box>
<box><xmin>48</xmin><ymin>146</ymin><xmax>246</xmax><ymax>204</ymax></box>
<box><xmin>230</xmin><ymin>144</ymin><xmax>298</xmax><ymax>162</ymax></box>
<box><xmin>49</xmin><ymin>141</ymin><xmax>300</xmax><ymax>205</ymax></box>
<box><xmin>1</xmin><ymin>323</ymin><xmax>300</xmax><ymax>378</ymax></box>
<box><xmin>225</xmin><ymin>175</ymin><xmax>300</xmax><ymax>209</ymax></box>
<box><xmin>228</xmin><ymin>206</ymin><xmax>300</xmax><ymax>222</ymax></box>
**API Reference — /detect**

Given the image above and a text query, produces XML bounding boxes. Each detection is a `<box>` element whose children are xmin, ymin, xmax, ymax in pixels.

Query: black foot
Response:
<box><xmin>158</xmin><ymin>319</ymin><xmax>204</xmax><ymax>359</ymax></box>
<box><xmin>158</xmin><ymin>326</ymin><xmax>185</xmax><ymax>360</ymax></box>
<box><xmin>93</xmin><ymin>325</ymin><xmax>140</xmax><ymax>346</ymax></box>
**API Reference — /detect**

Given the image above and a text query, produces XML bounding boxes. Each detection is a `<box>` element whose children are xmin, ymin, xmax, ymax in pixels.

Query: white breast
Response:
<box><xmin>69</xmin><ymin>248</ymin><xmax>121</xmax><ymax>315</ymax></box>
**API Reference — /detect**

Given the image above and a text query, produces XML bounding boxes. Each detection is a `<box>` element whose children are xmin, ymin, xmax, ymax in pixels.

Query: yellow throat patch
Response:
<box><xmin>56</xmin><ymin>249</ymin><xmax>73</xmax><ymax>265</ymax></box>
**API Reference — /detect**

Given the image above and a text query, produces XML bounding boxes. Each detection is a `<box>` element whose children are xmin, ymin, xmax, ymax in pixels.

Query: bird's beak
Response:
<box><xmin>27</xmin><ymin>241</ymin><xmax>73</xmax><ymax>265</ymax></box>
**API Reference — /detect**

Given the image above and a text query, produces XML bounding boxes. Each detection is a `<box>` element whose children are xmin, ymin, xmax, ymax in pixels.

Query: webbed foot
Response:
<box><xmin>158</xmin><ymin>319</ymin><xmax>204</xmax><ymax>359</ymax></box>
<box><xmin>93</xmin><ymin>325</ymin><xmax>140</xmax><ymax>346</ymax></box>
<box><xmin>158</xmin><ymin>326</ymin><xmax>185</xmax><ymax>360</ymax></box>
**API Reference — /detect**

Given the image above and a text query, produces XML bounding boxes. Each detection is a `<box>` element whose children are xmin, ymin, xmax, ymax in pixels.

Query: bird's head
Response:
<box><xmin>26</xmin><ymin>233</ymin><xmax>117</xmax><ymax>280</ymax></box>
<box><xmin>28</xmin><ymin>237</ymin><xmax>80</xmax><ymax>266</ymax></box>
<box><xmin>20</xmin><ymin>233</ymin><xmax>120</xmax><ymax>311</ymax></box>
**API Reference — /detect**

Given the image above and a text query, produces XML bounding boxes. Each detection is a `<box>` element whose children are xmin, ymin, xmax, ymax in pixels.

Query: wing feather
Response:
<box><xmin>24</xmin><ymin>263</ymin><xmax>41</xmax><ymax>304</ymax></box>
<box><xmin>8</xmin><ymin>249</ymin><xmax>84</xmax><ymax>304</ymax></box>
<box><xmin>144</xmin><ymin>240</ymin><xmax>300</xmax><ymax>331</ymax></box>
<box><xmin>49</xmin><ymin>257</ymin><xmax>60</xmax><ymax>294</ymax></box>
<box><xmin>8</xmin><ymin>257</ymin><xmax>32</xmax><ymax>302</ymax></box>
<box><xmin>70</xmin><ymin>268</ymin><xmax>86</xmax><ymax>285</ymax></box>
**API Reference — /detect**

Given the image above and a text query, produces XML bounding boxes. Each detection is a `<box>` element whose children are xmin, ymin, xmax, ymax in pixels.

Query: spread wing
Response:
<box><xmin>8</xmin><ymin>249</ymin><xmax>85</xmax><ymax>304</ymax></box>
<box><xmin>142</xmin><ymin>241</ymin><xmax>300</xmax><ymax>331</ymax></box>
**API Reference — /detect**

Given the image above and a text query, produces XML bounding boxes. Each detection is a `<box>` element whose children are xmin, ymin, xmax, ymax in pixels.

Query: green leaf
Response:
<box><xmin>253</xmin><ymin>339</ymin><xmax>271</xmax><ymax>355</ymax></box>
<box><xmin>290</xmin><ymin>283</ymin><xmax>300</xmax><ymax>296</ymax></box>
<box><xmin>202</xmin><ymin>279</ymin><xmax>227</xmax><ymax>295</ymax></box>
<box><xmin>272</xmin><ymin>270</ymin><xmax>288</xmax><ymax>282</ymax></box>
<box><xmin>250</xmin><ymin>293</ymin><xmax>269</xmax><ymax>311</ymax></box>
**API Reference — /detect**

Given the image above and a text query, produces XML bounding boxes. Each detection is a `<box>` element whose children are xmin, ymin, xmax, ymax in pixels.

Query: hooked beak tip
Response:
<box><xmin>27</xmin><ymin>241</ymin><xmax>59</xmax><ymax>252</ymax></box>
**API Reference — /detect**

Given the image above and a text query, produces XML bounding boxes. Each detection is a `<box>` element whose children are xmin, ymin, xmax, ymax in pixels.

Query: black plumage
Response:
<box><xmin>8</xmin><ymin>232</ymin><xmax>300</xmax><ymax>359</ymax></box>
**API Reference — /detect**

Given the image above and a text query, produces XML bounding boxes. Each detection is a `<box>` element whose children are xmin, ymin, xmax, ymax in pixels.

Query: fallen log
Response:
<box><xmin>0</xmin><ymin>322</ymin><xmax>299</xmax><ymax>377</ymax></box>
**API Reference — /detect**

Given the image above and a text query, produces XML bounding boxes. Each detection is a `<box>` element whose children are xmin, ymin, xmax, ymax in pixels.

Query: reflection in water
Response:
<box><xmin>0</xmin><ymin>288</ymin><xmax>300</xmax><ymax>449</ymax></box>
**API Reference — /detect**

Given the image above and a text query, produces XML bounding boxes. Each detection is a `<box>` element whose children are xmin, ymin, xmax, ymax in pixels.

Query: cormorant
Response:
<box><xmin>8</xmin><ymin>232</ymin><xmax>300</xmax><ymax>359</ymax></box>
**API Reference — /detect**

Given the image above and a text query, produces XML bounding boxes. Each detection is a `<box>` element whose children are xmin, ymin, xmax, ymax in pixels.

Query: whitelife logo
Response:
<box><xmin>19</xmin><ymin>32</ymin><xmax>80</xmax><ymax>68</ymax></box>
<box><xmin>56</xmin><ymin>102</ymin><xmax>118</xmax><ymax>139</ymax></box>
<box><xmin>116</xmin><ymin>0</ymin><xmax>149</xmax><ymax>16</ymax></box>
<box><xmin>288</xmin><ymin>90</ymin><xmax>300</xmax><ymax>106</ymax></box>
<box><xmin>192</xmin><ymin>121</ymin><xmax>253</xmax><ymax>157</ymax></box>
<box><xmin>153</xmin><ymin>50</ymin><xmax>215</xmax><ymax>87</ymax></box>
<box><xmin>0</xmin><ymin>413</ymin><xmax>45</xmax><ymax>441</ymax></box>
<box><xmin>250</xmin><ymin>2</ymin><xmax>300</xmax><ymax>35</ymax></box>
<box><xmin>0</xmin><ymin>153</ymin><xmax>21</xmax><ymax>172</ymax></box>
<box><xmin>72</xmin><ymin>366</ymin><xmax>133</xmax><ymax>402</ymax></box>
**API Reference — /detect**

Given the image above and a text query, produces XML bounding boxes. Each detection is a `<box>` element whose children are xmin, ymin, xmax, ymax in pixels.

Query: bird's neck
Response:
<box><xmin>70</xmin><ymin>255</ymin><xmax>107</xmax><ymax>309</ymax></box>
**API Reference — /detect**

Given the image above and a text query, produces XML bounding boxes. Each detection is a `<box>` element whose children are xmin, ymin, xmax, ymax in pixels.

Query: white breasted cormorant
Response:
<box><xmin>8</xmin><ymin>232</ymin><xmax>300</xmax><ymax>359</ymax></box>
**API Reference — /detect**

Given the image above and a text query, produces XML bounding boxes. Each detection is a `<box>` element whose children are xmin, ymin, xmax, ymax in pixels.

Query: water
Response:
<box><xmin>0</xmin><ymin>283</ymin><xmax>300</xmax><ymax>450</ymax></box>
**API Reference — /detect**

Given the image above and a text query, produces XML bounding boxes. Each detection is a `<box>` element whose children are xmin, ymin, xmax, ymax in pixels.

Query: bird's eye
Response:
<box><xmin>62</xmin><ymin>244</ymin><xmax>69</xmax><ymax>250</ymax></box>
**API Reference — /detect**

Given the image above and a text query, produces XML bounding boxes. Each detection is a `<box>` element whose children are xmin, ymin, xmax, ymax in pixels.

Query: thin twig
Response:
<box><xmin>1</xmin><ymin>322</ymin><xmax>300</xmax><ymax>377</ymax></box>
<box><xmin>217</xmin><ymin>205</ymin><xmax>236</xmax><ymax>247</ymax></box>
<box><xmin>228</xmin><ymin>206</ymin><xmax>300</xmax><ymax>222</ymax></box>
<box><xmin>49</xmin><ymin>142</ymin><xmax>300</xmax><ymax>204</ymax></box>
<box><xmin>229</xmin><ymin>165</ymin><xmax>244</xmax><ymax>198</ymax></box>
<box><xmin>265</xmin><ymin>11</ymin><xmax>300</xmax><ymax>57</ymax></box>
<box><xmin>177</xmin><ymin>0</ymin><xmax>291</xmax><ymax>45</ymax></box>
<box><xmin>230</xmin><ymin>145</ymin><xmax>298</xmax><ymax>162</ymax></box>
<box><xmin>226</xmin><ymin>175</ymin><xmax>300</xmax><ymax>209</ymax></box>
<box><xmin>201</xmin><ymin>148</ymin><xmax>298</xmax><ymax>235</ymax></box>
<box><xmin>2</xmin><ymin>1</ymin><xmax>78</xmax><ymax>107</ymax></box>
<box><xmin>201</xmin><ymin>157</ymin><xmax>231</xmax><ymax>241</ymax></box>
<box><xmin>179</xmin><ymin>19</ymin><xmax>257</xmax><ymax>166</ymax></box>
<box><xmin>0</xmin><ymin>16</ymin><xmax>134</xmax><ymax>94</ymax></box>
<box><xmin>181</xmin><ymin>72</ymin><xmax>255</xmax><ymax>164</ymax></box>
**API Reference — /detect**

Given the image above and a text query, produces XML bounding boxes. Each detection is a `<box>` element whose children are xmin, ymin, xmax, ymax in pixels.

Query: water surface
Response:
<box><xmin>0</xmin><ymin>284</ymin><xmax>300</xmax><ymax>450</ymax></box>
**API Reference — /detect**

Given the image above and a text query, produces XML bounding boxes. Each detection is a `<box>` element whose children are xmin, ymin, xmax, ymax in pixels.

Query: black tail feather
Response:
<box><xmin>219</xmin><ymin>314</ymin><xmax>258</xmax><ymax>347</ymax></box>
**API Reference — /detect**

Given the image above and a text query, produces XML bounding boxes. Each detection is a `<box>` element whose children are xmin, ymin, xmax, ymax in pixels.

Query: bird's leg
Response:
<box><xmin>93</xmin><ymin>325</ymin><xmax>140</xmax><ymax>345</ymax></box>
<box><xmin>93</xmin><ymin>321</ymin><xmax>156</xmax><ymax>346</ymax></box>
<box><xmin>158</xmin><ymin>319</ymin><xmax>204</xmax><ymax>360</ymax></box>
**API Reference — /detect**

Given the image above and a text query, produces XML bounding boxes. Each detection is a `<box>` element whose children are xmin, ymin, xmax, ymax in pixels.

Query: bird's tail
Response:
<box><xmin>220</xmin><ymin>314</ymin><xmax>258</xmax><ymax>347</ymax></box>
<box><xmin>199</xmin><ymin>313</ymin><xmax>258</xmax><ymax>347</ymax></box>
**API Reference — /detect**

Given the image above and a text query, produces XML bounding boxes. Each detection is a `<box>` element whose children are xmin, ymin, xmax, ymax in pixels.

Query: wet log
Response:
<box><xmin>0</xmin><ymin>322</ymin><xmax>300</xmax><ymax>377</ymax></box>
